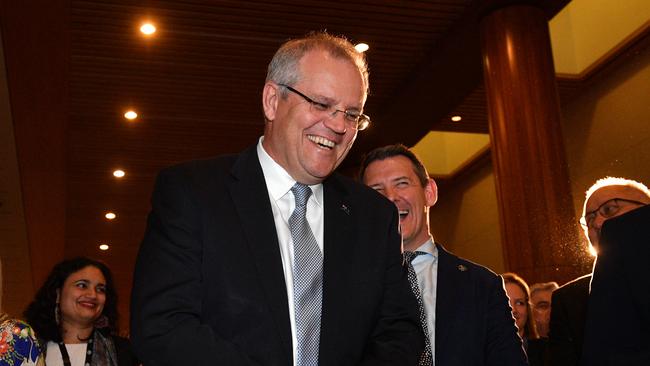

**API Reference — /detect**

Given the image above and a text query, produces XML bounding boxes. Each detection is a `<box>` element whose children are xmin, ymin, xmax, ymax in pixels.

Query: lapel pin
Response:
<box><xmin>457</xmin><ymin>264</ymin><xmax>468</xmax><ymax>272</ymax></box>
<box><xmin>340</xmin><ymin>204</ymin><xmax>350</xmax><ymax>215</ymax></box>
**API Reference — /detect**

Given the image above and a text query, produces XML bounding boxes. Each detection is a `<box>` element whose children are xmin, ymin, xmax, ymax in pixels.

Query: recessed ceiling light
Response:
<box><xmin>105</xmin><ymin>212</ymin><xmax>116</xmax><ymax>220</ymax></box>
<box><xmin>113</xmin><ymin>170</ymin><xmax>125</xmax><ymax>178</ymax></box>
<box><xmin>451</xmin><ymin>115</ymin><xmax>462</xmax><ymax>122</ymax></box>
<box><xmin>140</xmin><ymin>23</ymin><xmax>156</xmax><ymax>35</ymax></box>
<box><xmin>124</xmin><ymin>110</ymin><xmax>138</xmax><ymax>120</ymax></box>
<box><xmin>355</xmin><ymin>43</ymin><xmax>369</xmax><ymax>53</ymax></box>
<box><xmin>99</xmin><ymin>244</ymin><xmax>110</xmax><ymax>251</ymax></box>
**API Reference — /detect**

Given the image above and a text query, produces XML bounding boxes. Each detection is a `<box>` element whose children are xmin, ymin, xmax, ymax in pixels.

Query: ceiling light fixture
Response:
<box><xmin>451</xmin><ymin>115</ymin><xmax>462</xmax><ymax>122</ymax></box>
<box><xmin>113</xmin><ymin>170</ymin><xmax>125</xmax><ymax>178</ymax></box>
<box><xmin>124</xmin><ymin>110</ymin><xmax>138</xmax><ymax>120</ymax></box>
<box><xmin>140</xmin><ymin>23</ymin><xmax>156</xmax><ymax>35</ymax></box>
<box><xmin>354</xmin><ymin>43</ymin><xmax>369</xmax><ymax>53</ymax></box>
<box><xmin>99</xmin><ymin>244</ymin><xmax>110</xmax><ymax>251</ymax></box>
<box><xmin>105</xmin><ymin>212</ymin><xmax>116</xmax><ymax>220</ymax></box>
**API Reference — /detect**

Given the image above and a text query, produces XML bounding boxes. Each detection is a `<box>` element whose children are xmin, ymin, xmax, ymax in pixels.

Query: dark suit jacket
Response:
<box><xmin>546</xmin><ymin>274</ymin><xmax>591</xmax><ymax>366</ymax></box>
<box><xmin>434</xmin><ymin>244</ymin><xmax>527</xmax><ymax>366</ymax></box>
<box><xmin>130</xmin><ymin>145</ymin><xmax>424</xmax><ymax>366</ymax></box>
<box><xmin>112</xmin><ymin>334</ymin><xmax>140</xmax><ymax>366</ymax></box>
<box><xmin>581</xmin><ymin>204</ymin><xmax>650</xmax><ymax>365</ymax></box>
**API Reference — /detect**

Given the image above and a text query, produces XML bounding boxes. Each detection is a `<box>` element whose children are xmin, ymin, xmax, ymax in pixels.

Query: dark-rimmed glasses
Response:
<box><xmin>579</xmin><ymin>198</ymin><xmax>646</xmax><ymax>227</ymax></box>
<box><xmin>278</xmin><ymin>83</ymin><xmax>371</xmax><ymax>131</ymax></box>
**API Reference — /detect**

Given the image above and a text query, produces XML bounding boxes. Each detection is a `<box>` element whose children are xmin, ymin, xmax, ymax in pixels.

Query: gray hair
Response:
<box><xmin>530</xmin><ymin>282</ymin><xmax>559</xmax><ymax>296</ymax></box>
<box><xmin>266</xmin><ymin>31</ymin><xmax>369</xmax><ymax>98</ymax></box>
<box><xmin>581</xmin><ymin>177</ymin><xmax>650</xmax><ymax>238</ymax></box>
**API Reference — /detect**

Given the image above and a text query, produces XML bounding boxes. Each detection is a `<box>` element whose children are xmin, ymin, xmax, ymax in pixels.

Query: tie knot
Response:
<box><xmin>291</xmin><ymin>183</ymin><xmax>312</xmax><ymax>207</ymax></box>
<box><xmin>403</xmin><ymin>251</ymin><xmax>426</xmax><ymax>263</ymax></box>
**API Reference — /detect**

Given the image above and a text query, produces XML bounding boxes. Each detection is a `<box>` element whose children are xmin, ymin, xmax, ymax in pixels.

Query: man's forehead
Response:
<box><xmin>531</xmin><ymin>290</ymin><xmax>552</xmax><ymax>300</ymax></box>
<box><xmin>586</xmin><ymin>185</ymin><xmax>649</xmax><ymax>209</ymax></box>
<box><xmin>366</xmin><ymin>156</ymin><xmax>415</xmax><ymax>177</ymax></box>
<box><xmin>297</xmin><ymin>49</ymin><xmax>366</xmax><ymax>103</ymax></box>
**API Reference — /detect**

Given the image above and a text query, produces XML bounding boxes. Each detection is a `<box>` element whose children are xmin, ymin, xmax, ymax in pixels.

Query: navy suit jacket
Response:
<box><xmin>434</xmin><ymin>244</ymin><xmax>527</xmax><ymax>366</ymax></box>
<box><xmin>130</xmin><ymin>145</ymin><xmax>423</xmax><ymax>366</ymax></box>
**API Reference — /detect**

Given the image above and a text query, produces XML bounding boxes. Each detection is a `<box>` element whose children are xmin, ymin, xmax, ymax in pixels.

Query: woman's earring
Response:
<box><xmin>55</xmin><ymin>302</ymin><xmax>60</xmax><ymax>325</ymax></box>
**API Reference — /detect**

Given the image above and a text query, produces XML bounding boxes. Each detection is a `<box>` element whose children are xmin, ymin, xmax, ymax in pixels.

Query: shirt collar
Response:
<box><xmin>256</xmin><ymin>137</ymin><xmax>323</xmax><ymax>206</ymax></box>
<box><xmin>414</xmin><ymin>237</ymin><xmax>438</xmax><ymax>259</ymax></box>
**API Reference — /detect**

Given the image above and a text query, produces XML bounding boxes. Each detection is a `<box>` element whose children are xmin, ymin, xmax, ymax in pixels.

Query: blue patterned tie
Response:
<box><xmin>404</xmin><ymin>251</ymin><xmax>433</xmax><ymax>366</ymax></box>
<box><xmin>289</xmin><ymin>183</ymin><xmax>323</xmax><ymax>366</ymax></box>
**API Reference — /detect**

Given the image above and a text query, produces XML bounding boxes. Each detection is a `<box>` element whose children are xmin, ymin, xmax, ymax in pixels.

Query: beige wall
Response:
<box><xmin>563</xmin><ymin>47</ymin><xmax>650</xmax><ymax>214</ymax></box>
<box><xmin>429</xmin><ymin>43</ymin><xmax>650</xmax><ymax>278</ymax></box>
<box><xmin>430</xmin><ymin>161</ymin><xmax>505</xmax><ymax>273</ymax></box>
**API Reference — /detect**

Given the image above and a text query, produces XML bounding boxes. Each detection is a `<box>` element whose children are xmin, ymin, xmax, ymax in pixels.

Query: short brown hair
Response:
<box><xmin>359</xmin><ymin>144</ymin><xmax>429</xmax><ymax>187</ymax></box>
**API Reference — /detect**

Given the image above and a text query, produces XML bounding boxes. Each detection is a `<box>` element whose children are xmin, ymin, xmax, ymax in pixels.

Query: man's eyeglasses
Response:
<box><xmin>579</xmin><ymin>198</ymin><xmax>646</xmax><ymax>228</ymax></box>
<box><xmin>278</xmin><ymin>83</ymin><xmax>371</xmax><ymax>131</ymax></box>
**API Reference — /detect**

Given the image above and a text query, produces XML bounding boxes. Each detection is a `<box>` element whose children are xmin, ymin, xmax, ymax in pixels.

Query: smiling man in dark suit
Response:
<box><xmin>130</xmin><ymin>33</ymin><xmax>423</xmax><ymax>366</ymax></box>
<box><xmin>360</xmin><ymin>144</ymin><xmax>527</xmax><ymax>366</ymax></box>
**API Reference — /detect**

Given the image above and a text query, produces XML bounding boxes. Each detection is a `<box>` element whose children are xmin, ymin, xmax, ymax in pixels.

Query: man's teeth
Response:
<box><xmin>308</xmin><ymin>135</ymin><xmax>335</xmax><ymax>149</ymax></box>
<box><xmin>399</xmin><ymin>210</ymin><xmax>408</xmax><ymax>218</ymax></box>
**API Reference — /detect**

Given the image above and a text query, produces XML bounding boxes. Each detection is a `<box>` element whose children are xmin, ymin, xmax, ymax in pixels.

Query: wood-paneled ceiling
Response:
<box><xmin>2</xmin><ymin>0</ymin><xmax>572</xmax><ymax>325</ymax></box>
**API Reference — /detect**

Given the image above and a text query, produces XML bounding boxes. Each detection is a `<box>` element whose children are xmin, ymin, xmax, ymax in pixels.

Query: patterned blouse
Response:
<box><xmin>0</xmin><ymin>313</ymin><xmax>43</xmax><ymax>366</ymax></box>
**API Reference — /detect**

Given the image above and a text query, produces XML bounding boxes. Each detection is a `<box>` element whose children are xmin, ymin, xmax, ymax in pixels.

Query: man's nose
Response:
<box><xmin>323</xmin><ymin>110</ymin><xmax>348</xmax><ymax>134</ymax></box>
<box><xmin>384</xmin><ymin>187</ymin><xmax>398</xmax><ymax>202</ymax></box>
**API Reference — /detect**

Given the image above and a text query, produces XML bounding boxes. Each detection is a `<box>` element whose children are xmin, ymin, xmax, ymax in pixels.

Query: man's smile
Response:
<box><xmin>307</xmin><ymin>134</ymin><xmax>335</xmax><ymax>149</ymax></box>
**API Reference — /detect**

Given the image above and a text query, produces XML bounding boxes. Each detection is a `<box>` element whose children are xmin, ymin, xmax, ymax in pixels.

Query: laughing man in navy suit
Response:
<box><xmin>360</xmin><ymin>144</ymin><xmax>527</xmax><ymax>366</ymax></box>
<box><xmin>131</xmin><ymin>33</ymin><xmax>423</xmax><ymax>366</ymax></box>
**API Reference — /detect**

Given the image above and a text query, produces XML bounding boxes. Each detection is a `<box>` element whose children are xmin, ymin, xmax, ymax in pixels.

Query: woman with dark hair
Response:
<box><xmin>502</xmin><ymin>272</ymin><xmax>545</xmax><ymax>366</ymax></box>
<box><xmin>24</xmin><ymin>257</ymin><xmax>137</xmax><ymax>366</ymax></box>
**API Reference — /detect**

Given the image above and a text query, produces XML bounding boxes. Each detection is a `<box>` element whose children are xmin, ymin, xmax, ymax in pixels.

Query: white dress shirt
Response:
<box><xmin>257</xmin><ymin>137</ymin><xmax>324</xmax><ymax>366</ymax></box>
<box><xmin>412</xmin><ymin>238</ymin><xmax>439</xmax><ymax>364</ymax></box>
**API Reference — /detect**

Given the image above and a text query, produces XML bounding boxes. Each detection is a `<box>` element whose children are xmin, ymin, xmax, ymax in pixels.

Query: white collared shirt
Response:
<box><xmin>411</xmin><ymin>238</ymin><xmax>439</xmax><ymax>365</ymax></box>
<box><xmin>257</xmin><ymin>137</ymin><xmax>324</xmax><ymax>365</ymax></box>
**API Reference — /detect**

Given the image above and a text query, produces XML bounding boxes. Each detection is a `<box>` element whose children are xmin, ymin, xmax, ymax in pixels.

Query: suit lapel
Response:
<box><xmin>319</xmin><ymin>175</ymin><xmax>354</xmax><ymax>358</ymax></box>
<box><xmin>228</xmin><ymin>146</ymin><xmax>292</xmax><ymax>361</ymax></box>
<box><xmin>434</xmin><ymin>244</ymin><xmax>462</xmax><ymax>363</ymax></box>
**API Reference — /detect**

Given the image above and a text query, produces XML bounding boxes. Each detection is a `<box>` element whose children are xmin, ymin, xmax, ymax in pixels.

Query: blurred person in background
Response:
<box><xmin>530</xmin><ymin>282</ymin><xmax>558</xmax><ymax>338</ymax></box>
<box><xmin>503</xmin><ymin>272</ymin><xmax>546</xmax><ymax>366</ymax></box>
<box><xmin>24</xmin><ymin>257</ymin><xmax>138</xmax><ymax>366</ymax></box>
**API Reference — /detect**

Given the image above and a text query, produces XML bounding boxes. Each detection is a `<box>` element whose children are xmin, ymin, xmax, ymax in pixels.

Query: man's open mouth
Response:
<box><xmin>308</xmin><ymin>135</ymin><xmax>335</xmax><ymax>150</ymax></box>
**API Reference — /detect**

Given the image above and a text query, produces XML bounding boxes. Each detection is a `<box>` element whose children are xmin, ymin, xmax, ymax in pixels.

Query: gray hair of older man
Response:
<box><xmin>530</xmin><ymin>281</ymin><xmax>559</xmax><ymax>296</ymax></box>
<box><xmin>265</xmin><ymin>31</ymin><xmax>369</xmax><ymax>98</ymax></box>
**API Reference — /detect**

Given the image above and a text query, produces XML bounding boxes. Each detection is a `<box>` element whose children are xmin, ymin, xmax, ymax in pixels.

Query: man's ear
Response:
<box><xmin>262</xmin><ymin>82</ymin><xmax>279</xmax><ymax>121</ymax></box>
<box><xmin>424</xmin><ymin>178</ymin><xmax>438</xmax><ymax>207</ymax></box>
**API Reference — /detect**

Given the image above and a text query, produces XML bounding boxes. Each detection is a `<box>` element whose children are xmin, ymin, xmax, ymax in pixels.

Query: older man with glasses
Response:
<box><xmin>131</xmin><ymin>31</ymin><xmax>424</xmax><ymax>366</ymax></box>
<box><xmin>547</xmin><ymin>177</ymin><xmax>650</xmax><ymax>366</ymax></box>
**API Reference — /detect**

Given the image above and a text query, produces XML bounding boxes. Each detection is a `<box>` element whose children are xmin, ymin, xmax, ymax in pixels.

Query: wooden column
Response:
<box><xmin>479</xmin><ymin>4</ymin><xmax>590</xmax><ymax>284</ymax></box>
